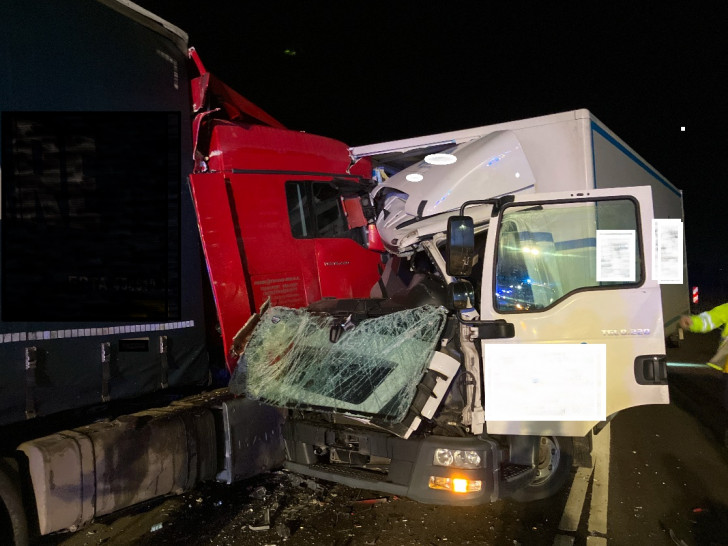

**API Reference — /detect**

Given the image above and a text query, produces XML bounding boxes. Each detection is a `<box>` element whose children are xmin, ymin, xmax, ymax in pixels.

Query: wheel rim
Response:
<box><xmin>532</xmin><ymin>436</ymin><xmax>560</xmax><ymax>486</ymax></box>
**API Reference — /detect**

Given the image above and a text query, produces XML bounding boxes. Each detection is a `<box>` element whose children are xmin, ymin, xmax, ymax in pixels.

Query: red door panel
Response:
<box><xmin>188</xmin><ymin>172</ymin><xmax>254</xmax><ymax>368</ymax></box>
<box><xmin>315</xmin><ymin>239</ymin><xmax>382</xmax><ymax>299</ymax></box>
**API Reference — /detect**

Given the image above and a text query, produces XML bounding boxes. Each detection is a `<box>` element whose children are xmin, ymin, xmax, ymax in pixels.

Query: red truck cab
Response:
<box><xmin>187</xmin><ymin>52</ymin><xmax>383</xmax><ymax>369</ymax></box>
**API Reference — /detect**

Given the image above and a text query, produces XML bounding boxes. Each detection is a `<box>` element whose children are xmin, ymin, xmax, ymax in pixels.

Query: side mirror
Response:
<box><xmin>448</xmin><ymin>280</ymin><xmax>476</xmax><ymax>310</ymax></box>
<box><xmin>446</xmin><ymin>216</ymin><xmax>475</xmax><ymax>277</ymax></box>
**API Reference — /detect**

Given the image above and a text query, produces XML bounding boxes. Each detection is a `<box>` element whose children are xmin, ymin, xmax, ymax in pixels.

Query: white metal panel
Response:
<box><xmin>355</xmin><ymin>110</ymin><xmax>595</xmax><ymax>197</ymax></box>
<box><xmin>479</xmin><ymin>185</ymin><xmax>668</xmax><ymax>437</ymax></box>
<box><xmin>590</xmin><ymin>119</ymin><xmax>689</xmax><ymax>331</ymax></box>
<box><xmin>483</xmin><ymin>343</ymin><xmax>607</xmax><ymax>421</ymax></box>
<box><xmin>351</xmin><ymin>109</ymin><xmax>591</xmax><ymax>158</ymax></box>
<box><xmin>378</xmin><ymin>131</ymin><xmax>536</xmax><ymax>218</ymax></box>
<box><xmin>399</xmin><ymin>351</ymin><xmax>461</xmax><ymax>439</ymax></box>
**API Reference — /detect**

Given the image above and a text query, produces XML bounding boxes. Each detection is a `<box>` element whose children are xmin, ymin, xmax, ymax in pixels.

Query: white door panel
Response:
<box><xmin>478</xmin><ymin>186</ymin><xmax>668</xmax><ymax>437</ymax></box>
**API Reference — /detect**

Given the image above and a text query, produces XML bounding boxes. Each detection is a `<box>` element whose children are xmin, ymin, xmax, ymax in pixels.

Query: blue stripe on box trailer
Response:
<box><xmin>555</xmin><ymin>237</ymin><xmax>596</xmax><ymax>251</ymax></box>
<box><xmin>0</xmin><ymin>321</ymin><xmax>196</xmax><ymax>344</ymax></box>
<box><xmin>514</xmin><ymin>232</ymin><xmax>596</xmax><ymax>251</ymax></box>
<box><xmin>591</xmin><ymin>121</ymin><xmax>681</xmax><ymax>198</ymax></box>
<box><xmin>518</xmin><ymin>231</ymin><xmax>554</xmax><ymax>243</ymax></box>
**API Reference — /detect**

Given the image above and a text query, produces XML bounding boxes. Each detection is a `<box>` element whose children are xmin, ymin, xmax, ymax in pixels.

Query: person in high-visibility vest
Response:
<box><xmin>680</xmin><ymin>303</ymin><xmax>728</xmax><ymax>422</ymax></box>
<box><xmin>679</xmin><ymin>302</ymin><xmax>728</xmax><ymax>372</ymax></box>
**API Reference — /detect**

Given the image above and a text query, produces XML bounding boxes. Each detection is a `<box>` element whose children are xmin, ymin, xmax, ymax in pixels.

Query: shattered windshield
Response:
<box><xmin>230</xmin><ymin>305</ymin><xmax>448</xmax><ymax>422</ymax></box>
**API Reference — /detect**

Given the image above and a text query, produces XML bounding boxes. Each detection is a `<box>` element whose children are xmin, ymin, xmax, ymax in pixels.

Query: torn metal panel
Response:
<box><xmin>371</xmin><ymin>350</ymin><xmax>461</xmax><ymax>439</ymax></box>
<box><xmin>231</xmin><ymin>305</ymin><xmax>448</xmax><ymax>422</ymax></box>
<box><xmin>215</xmin><ymin>397</ymin><xmax>286</xmax><ymax>484</ymax></box>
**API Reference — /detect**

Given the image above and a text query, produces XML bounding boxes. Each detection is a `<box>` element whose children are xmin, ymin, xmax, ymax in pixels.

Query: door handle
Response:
<box><xmin>634</xmin><ymin>355</ymin><xmax>668</xmax><ymax>385</ymax></box>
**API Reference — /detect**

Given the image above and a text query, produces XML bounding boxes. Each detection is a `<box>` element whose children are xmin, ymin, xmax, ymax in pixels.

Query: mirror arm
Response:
<box><xmin>455</xmin><ymin>313</ymin><xmax>516</xmax><ymax>339</ymax></box>
<box><xmin>422</xmin><ymin>237</ymin><xmax>455</xmax><ymax>284</ymax></box>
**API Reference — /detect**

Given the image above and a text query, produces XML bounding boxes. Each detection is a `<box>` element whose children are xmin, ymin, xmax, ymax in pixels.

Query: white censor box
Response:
<box><xmin>483</xmin><ymin>344</ymin><xmax>606</xmax><ymax>421</ymax></box>
<box><xmin>596</xmin><ymin>230</ymin><xmax>635</xmax><ymax>282</ymax></box>
<box><xmin>652</xmin><ymin>219</ymin><xmax>683</xmax><ymax>284</ymax></box>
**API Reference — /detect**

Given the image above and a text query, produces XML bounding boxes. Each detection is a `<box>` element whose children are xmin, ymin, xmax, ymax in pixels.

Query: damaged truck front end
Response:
<box><xmin>218</xmin><ymin>114</ymin><xmax>671</xmax><ymax>506</ymax></box>
<box><xmin>229</xmin><ymin>300</ymin><xmax>520</xmax><ymax>505</ymax></box>
<box><xmin>228</xmin><ymin>228</ymin><xmax>545</xmax><ymax>506</ymax></box>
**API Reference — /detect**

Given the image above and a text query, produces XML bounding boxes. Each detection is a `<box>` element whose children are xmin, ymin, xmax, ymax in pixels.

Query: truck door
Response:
<box><xmin>189</xmin><ymin>171</ymin><xmax>382</xmax><ymax>370</ymax></box>
<box><xmin>477</xmin><ymin>186</ymin><xmax>668</xmax><ymax>436</ymax></box>
<box><xmin>282</xmin><ymin>177</ymin><xmax>381</xmax><ymax>300</ymax></box>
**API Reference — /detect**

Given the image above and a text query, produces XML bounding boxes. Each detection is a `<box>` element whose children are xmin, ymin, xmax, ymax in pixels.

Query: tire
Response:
<box><xmin>0</xmin><ymin>464</ymin><xmax>29</xmax><ymax>546</ymax></box>
<box><xmin>511</xmin><ymin>436</ymin><xmax>574</xmax><ymax>502</ymax></box>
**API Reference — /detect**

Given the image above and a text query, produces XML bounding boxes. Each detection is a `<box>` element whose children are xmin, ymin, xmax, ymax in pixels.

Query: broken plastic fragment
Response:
<box><xmin>250</xmin><ymin>485</ymin><xmax>267</xmax><ymax>499</ymax></box>
<box><xmin>231</xmin><ymin>305</ymin><xmax>447</xmax><ymax>422</ymax></box>
<box><xmin>249</xmin><ymin>508</ymin><xmax>271</xmax><ymax>531</ymax></box>
<box><xmin>353</xmin><ymin>497</ymin><xmax>389</xmax><ymax>505</ymax></box>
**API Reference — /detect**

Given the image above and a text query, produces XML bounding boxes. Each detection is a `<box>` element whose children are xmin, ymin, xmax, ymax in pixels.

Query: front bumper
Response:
<box><xmin>284</xmin><ymin>420</ymin><xmax>518</xmax><ymax>506</ymax></box>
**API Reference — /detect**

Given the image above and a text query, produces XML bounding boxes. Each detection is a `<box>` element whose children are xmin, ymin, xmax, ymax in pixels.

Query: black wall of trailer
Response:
<box><xmin>0</xmin><ymin>1</ymin><xmax>210</xmax><ymax>427</ymax></box>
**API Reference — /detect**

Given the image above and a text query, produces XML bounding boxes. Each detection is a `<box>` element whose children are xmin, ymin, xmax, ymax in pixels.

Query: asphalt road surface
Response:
<box><xmin>37</xmin><ymin>331</ymin><xmax>728</xmax><ymax>546</ymax></box>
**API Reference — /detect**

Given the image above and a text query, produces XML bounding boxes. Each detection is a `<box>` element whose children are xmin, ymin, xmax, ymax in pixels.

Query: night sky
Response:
<box><xmin>136</xmin><ymin>2</ymin><xmax>727</xmax><ymax>285</ymax></box>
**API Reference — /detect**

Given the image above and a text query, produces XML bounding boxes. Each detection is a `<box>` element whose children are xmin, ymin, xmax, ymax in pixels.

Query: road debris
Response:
<box><xmin>667</xmin><ymin>528</ymin><xmax>689</xmax><ymax>546</ymax></box>
<box><xmin>249</xmin><ymin>508</ymin><xmax>271</xmax><ymax>531</ymax></box>
<box><xmin>353</xmin><ymin>497</ymin><xmax>390</xmax><ymax>505</ymax></box>
<box><xmin>275</xmin><ymin>521</ymin><xmax>292</xmax><ymax>539</ymax></box>
<box><xmin>250</xmin><ymin>485</ymin><xmax>268</xmax><ymax>499</ymax></box>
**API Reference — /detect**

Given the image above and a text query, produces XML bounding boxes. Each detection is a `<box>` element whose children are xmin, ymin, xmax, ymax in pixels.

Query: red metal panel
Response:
<box><xmin>188</xmin><ymin>172</ymin><xmax>253</xmax><ymax>369</ymax></box>
<box><xmin>188</xmin><ymin>48</ymin><xmax>285</xmax><ymax>128</ymax></box>
<box><xmin>315</xmin><ymin>239</ymin><xmax>382</xmax><ymax>299</ymax></box>
<box><xmin>206</xmin><ymin>74</ymin><xmax>286</xmax><ymax>129</ymax></box>
<box><xmin>250</xmin><ymin>272</ymin><xmax>308</xmax><ymax>309</ymax></box>
<box><xmin>342</xmin><ymin>197</ymin><xmax>367</xmax><ymax>229</ymax></box>
<box><xmin>225</xmin><ymin>172</ymin><xmax>382</xmax><ymax>303</ymax></box>
<box><xmin>207</xmin><ymin>123</ymin><xmax>352</xmax><ymax>174</ymax></box>
<box><xmin>348</xmin><ymin>156</ymin><xmax>372</xmax><ymax>178</ymax></box>
<box><xmin>225</xmin><ymin>172</ymin><xmax>322</xmax><ymax>306</ymax></box>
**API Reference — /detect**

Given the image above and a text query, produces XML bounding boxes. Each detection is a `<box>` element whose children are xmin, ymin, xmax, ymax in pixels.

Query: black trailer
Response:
<box><xmin>0</xmin><ymin>3</ymin><xmax>255</xmax><ymax>544</ymax></box>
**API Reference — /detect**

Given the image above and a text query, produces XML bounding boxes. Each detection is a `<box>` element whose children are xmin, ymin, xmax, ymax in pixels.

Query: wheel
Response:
<box><xmin>511</xmin><ymin>436</ymin><xmax>574</xmax><ymax>502</ymax></box>
<box><xmin>0</xmin><ymin>463</ymin><xmax>29</xmax><ymax>546</ymax></box>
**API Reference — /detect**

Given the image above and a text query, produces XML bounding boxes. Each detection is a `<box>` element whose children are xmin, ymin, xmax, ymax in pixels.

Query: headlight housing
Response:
<box><xmin>433</xmin><ymin>448</ymin><xmax>482</xmax><ymax>469</ymax></box>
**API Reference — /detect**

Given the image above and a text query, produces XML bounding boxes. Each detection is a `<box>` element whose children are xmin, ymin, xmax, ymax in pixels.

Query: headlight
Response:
<box><xmin>454</xmin><ymin>450</ymin><xmax>482</xmax><ymax>467</ymax></box>
<box><xmin>433</xmin><ymin>449</ymin><xmax>482</xmax><ymax>469</ymax></box>
<box><xmin>433</xmin><ymin>448</ymin><xmax>454</xmax><ymax>467</ymax></box>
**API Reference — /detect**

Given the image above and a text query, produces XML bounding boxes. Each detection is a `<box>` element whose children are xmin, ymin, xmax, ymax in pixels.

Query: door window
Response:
<box><xmin>285</xmin><ymin>181</ymin><xmax>365</xmax><ymax>243</ymax></box>
<box><xmin>494</xmin><ymin>198</ymin><xmax>642</xmax><ymax>312</ymax></box>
